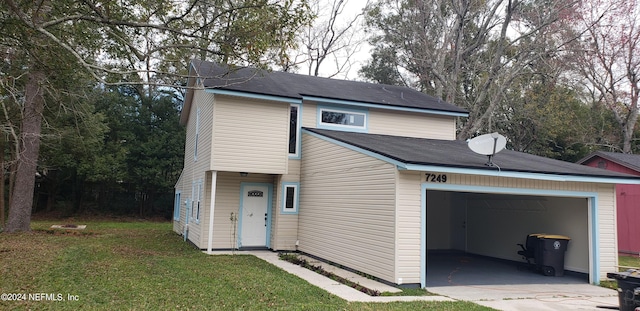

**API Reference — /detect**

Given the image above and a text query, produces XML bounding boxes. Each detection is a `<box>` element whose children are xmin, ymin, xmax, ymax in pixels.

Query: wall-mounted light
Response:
<box><xmin>240</xmin><ymin>172</ymin><xmax>248</xmax><ymax>177</ymax></box>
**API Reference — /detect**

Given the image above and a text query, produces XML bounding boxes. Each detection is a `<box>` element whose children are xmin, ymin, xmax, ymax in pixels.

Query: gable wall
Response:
<box><xmin>211</xmin><ymin>95</ymin><xmax>289</xmax><ymax>174</ymax></box>
<box><xmin>174</xmin><ymin>89</ymin><xmax>214</xmax><ymax>246</ymax></box>
<box><xmin>299</xmin><ymin>134</ymin><xmax>398</xmax><ymax>282</ymax></box>
<box><xmin>582</xmin><ymin>157</ymin><xmax>640</xmax><ymax>176</ymax></box>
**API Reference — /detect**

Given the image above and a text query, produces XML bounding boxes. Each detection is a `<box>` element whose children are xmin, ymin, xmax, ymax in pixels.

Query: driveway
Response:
<box><xmin>426</xmin><ymin>253</ymin><xmax>619</xmax><ymax>310</ymax></box>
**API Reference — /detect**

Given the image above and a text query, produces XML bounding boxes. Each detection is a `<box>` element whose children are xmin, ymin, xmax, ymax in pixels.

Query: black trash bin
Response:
<box><xmin>607</xmin><ymin>270</ymin><xmax>640</xmax><ymax>311</ymax></box>
<box><xmin>607</xmin><ymin>269</ymin><xmax>640</xmax><ymax>311</ymax></box>
<box><xmin>535</xmin><ymin>234</ymin><xmax>570</xmax><ymax>276</ymax></box>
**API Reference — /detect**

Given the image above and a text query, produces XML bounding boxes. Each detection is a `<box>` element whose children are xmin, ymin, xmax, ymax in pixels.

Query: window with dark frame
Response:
<box><xmin>320</xmin><ymin>109</ymin><xmax>365</xmax><ymax>128</ymax></box>
<box><xmin>285</xmin><ymin>185</ymin><xmax>296</xmax><ymax>211</ymax></box>
<box><xmin>194</xmin><ymin>108</ymin><xmax>200</xmax><ymax>160</ymax></box>
<box><xmin>289</xmin><ymin>105</ymin><xmax>299</xmax><ymax>155</ymax></box>
<box><xmin>195</xmin><ymin>183</ymin><xmax>201</xmax><ymax>221</ymax></box>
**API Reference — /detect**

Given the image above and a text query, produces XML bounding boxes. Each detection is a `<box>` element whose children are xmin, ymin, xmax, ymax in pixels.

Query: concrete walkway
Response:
<box><xmin>204</xmin><ymin>250</ymin><xmax>454</xmax><ymax>303</ymax></box>
<box><xmin>204</xmin><ymin>250</ymin><xmax>622</xmax><ymax>309</ymax></box>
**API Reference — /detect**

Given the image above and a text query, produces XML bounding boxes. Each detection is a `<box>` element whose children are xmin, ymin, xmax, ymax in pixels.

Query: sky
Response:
<box><xmin>303</xmin><ymin>0</ymin><xmax>372</xmax><ymax>80</ymax></box>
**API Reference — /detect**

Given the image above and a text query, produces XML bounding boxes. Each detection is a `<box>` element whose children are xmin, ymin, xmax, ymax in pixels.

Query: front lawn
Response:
<box><xmin>0</xmin><ymin>220</ymin><xmax>492</xmax><ymax>310</ymax></box>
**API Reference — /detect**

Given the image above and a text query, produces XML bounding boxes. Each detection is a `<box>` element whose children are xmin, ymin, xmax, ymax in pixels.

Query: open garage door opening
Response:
<box><xmin>425</xmin><ymin>190</ymin><xmax>591</xmax><ymax>287</ymax></box>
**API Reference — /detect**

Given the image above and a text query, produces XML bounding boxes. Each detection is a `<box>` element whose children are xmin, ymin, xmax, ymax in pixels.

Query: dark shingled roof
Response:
<box><xmin>306</xmin><ymin>128</ymin><xmax>640</xmax><ymax>180</ymax></box>
<box><xmin>577</xmin><ymin>151</ymin><xmax>640</xmax><ymax>172</ymax></box>
<box><xmin>189</xmin><ymin>59</ymin><xmax>468</xmax><ymax>115</ymax></box>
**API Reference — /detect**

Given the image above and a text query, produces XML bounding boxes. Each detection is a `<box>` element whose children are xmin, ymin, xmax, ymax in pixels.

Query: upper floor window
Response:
<box><xmin>318</xmin><ymin>107</ymin><xmax>367</xmax><ymax>132</ymax></box>
<box><xmin>289</xmin><ymin>104</ymin><xmax>300</xmax><ymax>157</ymax></box>
<box><xmin>194</xmin><ymin>107</ymin><xmax>201</xmax><ymax>161</ymax></box>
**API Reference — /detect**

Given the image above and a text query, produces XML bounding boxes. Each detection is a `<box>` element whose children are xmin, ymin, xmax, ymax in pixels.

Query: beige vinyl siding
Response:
<box><xmin>173</xmin><ymin>89</ymin><xmax>214</xmax><ymax>246</ymax></box>
<box><xmin>299</xmin><ymin>134</ymin><xmax>397</xmax><ymax>282</ymax></box>
<box><xmin>196</xmin><ymin>172</ymin><xmax>276</xmax><ymax>249</ymax></box>
<box><xmin>300</xmin><ymin>102</ymin><xmax>457</xmax><ymax>139</ymax></box>
<box><xmin>395</xmin><ymin>171</ymin><xmax>423</xmax><ymax>284</ymax></box>
<box><xmin>211</xmin><ymin>95</ymin><xmax>289</xmax><ymax>174</ymax></box>
<box><xmin>271</xmin><ymin>160</ymin><xmax>301</xmax><ymax>250</ymax></box>
<box><xmin>395</xmin><ymin>171</ymin><xmax>618</xmax><ymax>282</ymax></box>
<box><xmin>301</xmin><ymin>102</ymin><xmax>317</xmax><ymax>128</ymax></box>
<box><xmin>368</xmin><ymin>109</ymin><xmax>456</xmax><ymax>139</ymax></box>
<box><xmin>596</xmin><ymin>184</ymin><xmax>617</xmax><ymax>278</ymax></box>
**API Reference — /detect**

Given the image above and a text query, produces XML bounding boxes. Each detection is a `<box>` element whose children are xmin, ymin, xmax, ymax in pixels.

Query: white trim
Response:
<box><xmin>281</xmin><ymin>182</ymin><xmax>299</xmax><ymax>214</ymax></box>
<box><xmin>173</xmin><ymin>191</ymin><xmax>181</xmax><ymax>221</ymax></box>
<box><xmin>207</xmin><ymin>171</ymin><xmax>217</xmax><ymax>253</ymax></box>
<box><xmin>317</xmin><ymin>106</ymin><xmax>368</xmax><ymax>133</ymax></box>
<box><xmin>289</xmin><ymin>104</ymin><xmax>301</xmax><ymax>158</ymax></box>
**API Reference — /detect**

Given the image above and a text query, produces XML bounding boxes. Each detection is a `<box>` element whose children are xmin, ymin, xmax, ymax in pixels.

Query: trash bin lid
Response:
<box><xmin>529</xmin><ymin>233</ymin><xmax>546</xmax><ymax>237</ymax></box>
<box><xmin>538</xmin><ymin>234</ymin><xmax>570</xmax><ymax>240</ymax></box>
<box><xmin>607</xmin><ymin>269</ymin><xmax>640</xmax><ymax>281</ymax></box>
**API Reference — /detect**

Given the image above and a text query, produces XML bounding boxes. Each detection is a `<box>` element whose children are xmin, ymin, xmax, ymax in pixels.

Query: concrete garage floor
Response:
<box><xmin>426</xmin><ymin>252</ymin><xmax>620</xmax><ymax>310</ymax></box>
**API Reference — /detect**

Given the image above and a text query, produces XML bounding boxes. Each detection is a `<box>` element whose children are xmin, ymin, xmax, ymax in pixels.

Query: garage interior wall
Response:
<box><xmin>426</xmin><ymin>191</ymin><xmax>589</xmax><ymax>274</ymax></box>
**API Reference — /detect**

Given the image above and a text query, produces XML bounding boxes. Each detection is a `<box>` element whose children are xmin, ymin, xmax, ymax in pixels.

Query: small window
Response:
<box><xmin>194</xmin><ymin>107</ymin><xmax>200</xmax><ymax>161</ymax></box>
<box><xmin>196</xmin><ymin>182</ymin><xmax>202</xmax><ymax>222</ymax></box>
<box><xmin>173</xmin><ymin>191</ymin><xmax>181</xmax><ymax>221</ymax></box>
<box><xmin>281</xmin><ymin>183</ymin><xmax>299</xmax><ymax>214</ymax></box>
<box><xmin>318</xmin><ymin>107</ymin><xmax>367</xmax><ymax>131</ymax></box>
<box><xmin>289</xmin><ymin>104</ymin><xmax>300</xmax><ymax>156</ymax></box>
<box><xmin>192</xmin><ymin>181</ymin><xmax>202</xmax><ymax>222</ymax></box>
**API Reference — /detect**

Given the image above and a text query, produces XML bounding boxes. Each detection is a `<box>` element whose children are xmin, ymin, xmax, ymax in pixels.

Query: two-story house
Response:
<box><xmin>174</xmin><ymin>59</ymin><xmax>640</xmax><ymax>288</ymax></box>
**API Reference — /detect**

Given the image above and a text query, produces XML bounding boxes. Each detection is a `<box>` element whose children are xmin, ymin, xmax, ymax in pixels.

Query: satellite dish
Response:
<box><xmin>468</xmin><ymin>132</ymin><xmax>507</xmax><ymax>167</ymax></box>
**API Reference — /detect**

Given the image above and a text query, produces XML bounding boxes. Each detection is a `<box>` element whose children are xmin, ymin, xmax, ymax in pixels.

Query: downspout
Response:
<box><xmin>207</xmin><ymin>171</ymin><xmax>217</xmax><ymax>253</ymax></box>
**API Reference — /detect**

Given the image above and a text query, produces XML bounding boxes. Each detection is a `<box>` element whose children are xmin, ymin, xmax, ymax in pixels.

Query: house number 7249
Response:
<box><xmin>425</xmin><ymin>173</ymin><xmax>447</xmax><ymax>183</ymax></box>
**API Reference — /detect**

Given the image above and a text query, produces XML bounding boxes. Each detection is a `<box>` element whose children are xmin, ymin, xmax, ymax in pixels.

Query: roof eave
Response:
<box><xmin>302</xmin><ymin>95</ymin><xmax>469</xmax><ymax>117</ymax></box>
<box><xmin>401</xmin><ymin>163</ymin><xmax>640</xmax><ymax>184</ymax></box>
<box><xmin>180</xmin><ymin>62</ymin><xmax>199</xmax><ymax>126</ymax></box>
<box><xmin>303</xmin><ymin>129</ymin><xmax>640</xmax><ymax>185</ymax></box>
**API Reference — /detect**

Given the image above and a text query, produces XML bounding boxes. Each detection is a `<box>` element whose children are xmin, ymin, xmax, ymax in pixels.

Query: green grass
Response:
<box><xmin>0</xmin><ymin>220</ymin><xmax>493</xmax><ymax>310</ymax></box>
<box><xmin>601</xmin><ymin>254</ymin><xmax>640</xmax><ymax>290</ymax></box>
<box><xmin>619</xmin><ymin>254</ymin><xmax>640</xmax><ymax>270</ymax></box>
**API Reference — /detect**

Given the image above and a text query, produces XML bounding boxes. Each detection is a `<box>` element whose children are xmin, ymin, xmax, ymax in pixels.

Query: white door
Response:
<box><xmin>240</xmin><ymin>185</ymin><xmax>269</xmax><ymax>247</ymax></box>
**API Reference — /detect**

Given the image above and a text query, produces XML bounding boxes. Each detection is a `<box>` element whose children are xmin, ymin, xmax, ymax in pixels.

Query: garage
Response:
<box><xmin>302</xmin><ymin>129</ymin><xmax>640</xmax><ymax>288</ymax></box>
<box><xmin>425</xmin><ymin>188</ymin><xmax>592</xmax><ymax>286</ymax></box>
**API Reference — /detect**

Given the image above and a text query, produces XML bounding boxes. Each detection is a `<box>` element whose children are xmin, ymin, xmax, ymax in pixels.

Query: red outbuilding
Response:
<box><xmin>578</xmin><ymin>151</ymin><xmax>640</xmax><ymax>255</ymax></box>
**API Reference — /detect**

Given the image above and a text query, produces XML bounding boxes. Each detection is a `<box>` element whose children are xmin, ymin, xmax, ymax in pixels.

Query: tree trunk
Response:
<box><xmin>0</xmin><ymin>136</ymin><xmax>5</xmax><ymax>229</ymax></box>
<box><xmin>4</xmin><ymin>71</ymin><xmax>46</xmax><ymax>233</ymax></box>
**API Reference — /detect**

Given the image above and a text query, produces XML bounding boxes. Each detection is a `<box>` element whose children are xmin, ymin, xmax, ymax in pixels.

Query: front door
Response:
<box><xmin>239</xmin><ymin>184</ymin><xmax>270</xmax><ymax>247</ymax></box>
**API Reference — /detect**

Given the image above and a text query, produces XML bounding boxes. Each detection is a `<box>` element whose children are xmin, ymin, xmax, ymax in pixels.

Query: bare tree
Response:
<box><xmin>569</xmin><ymin>0</ymin><xmax>640</xmax><ymax>153</ymax></box>
<box><xmin>281</xmin><ymin>0</ymin><xmax>369</xmax><ymax>78</ymax></box>
<box><xmin>362</xmin><ymin>0</ymin><xmax>578</xmax><ymax>140</ymax></box>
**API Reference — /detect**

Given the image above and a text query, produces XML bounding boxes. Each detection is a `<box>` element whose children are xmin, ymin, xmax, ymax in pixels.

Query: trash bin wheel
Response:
<box><xmin>542</xmin><ymin>266</ymin><xmax>555</xmax><ymax>276</ymax></box>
